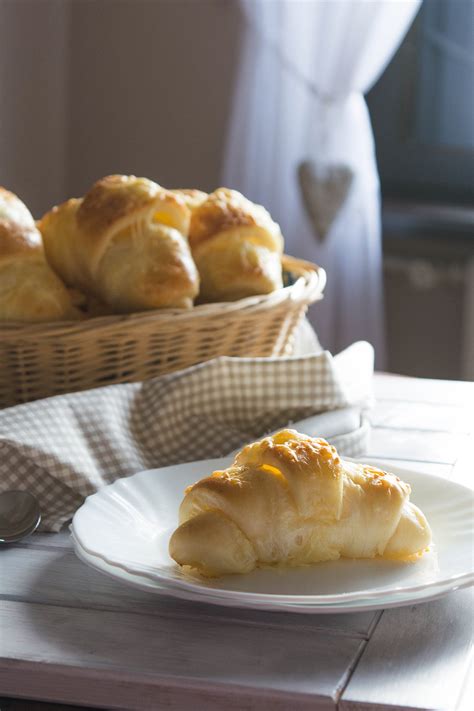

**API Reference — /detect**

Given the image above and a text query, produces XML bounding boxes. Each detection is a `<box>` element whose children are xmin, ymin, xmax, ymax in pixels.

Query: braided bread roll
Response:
<box><xmin>187</xmin><ymin>188</ymin><xmax>284</xmax><ymax>302</ymax></box>
<box><xmin>169</xmin><ymin>430</ymin><xmax>432</xmax><ymax>577</ymax></box>
<box><xmin>0</xmin><ymin>188</ymin><xmax>79</xmax><ymax>322</ymax></box>
<box><xmin>39</xmin><ymin>175</ymin><xmax>199</xmax><ymax>313</ymax></box>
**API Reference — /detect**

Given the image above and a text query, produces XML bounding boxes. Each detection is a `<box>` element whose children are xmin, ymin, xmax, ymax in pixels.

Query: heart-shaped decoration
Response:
<box><xmin>298</xmin><ymin>160</ymin><xmax>354</xmax><ymax>241</ymax></box>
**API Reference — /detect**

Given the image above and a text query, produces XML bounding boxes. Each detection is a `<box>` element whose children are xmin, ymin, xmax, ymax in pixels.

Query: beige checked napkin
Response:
<box><xmin>0</xmin><ymin>341</ymin><xmax>373</xmax><ymax>531</ymax></box>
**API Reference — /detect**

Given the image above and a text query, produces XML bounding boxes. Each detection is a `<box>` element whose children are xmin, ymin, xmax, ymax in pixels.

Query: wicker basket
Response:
<box><xmin>0</xmin><ymin>255</ymin><xmax>325</xmax><ymax>407</ymax></box>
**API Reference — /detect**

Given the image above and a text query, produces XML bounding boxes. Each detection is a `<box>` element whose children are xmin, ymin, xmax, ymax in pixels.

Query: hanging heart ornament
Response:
<box><xmin>298</xmin><ymin>160</ymin><xmax>354</xmax><ymax>241</ymax></box>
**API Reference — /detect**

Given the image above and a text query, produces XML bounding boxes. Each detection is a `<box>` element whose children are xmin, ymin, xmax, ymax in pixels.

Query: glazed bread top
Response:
<box><xmin>188</xmin><ymin>188</ymin><xmax>283</xmax><ymax>253</ymax></box>
<box><xmin>45</xmin><ymin>175</ymin><xmax>191</xmax><ymax>277</ymax></box>
<box><xmin>171</xmin><ymin>188</ymin><xmax>208</xmax><ymax>212</ymax></box>
<box><xmin>0</xmin><ymin>219</ymin><xmax>43</xmax><ymax>263</ymax></box>
<box><xmin>169</xmin><ymin>429</ymin><xmax>431</xmax><ymax>577</ymax></box>
<box><xmin>0</xmin><ymin>187</ymin><xmax>36</xmax><ymax>229</ymax></box>
<box><xmin>39</xmin><ymin>175</ymin><xmax>200</xmax><ymax>311</ymax></box>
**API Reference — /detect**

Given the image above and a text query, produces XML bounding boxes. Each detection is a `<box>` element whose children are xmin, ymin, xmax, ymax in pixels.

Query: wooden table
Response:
<box><xmin>1</xmin><ymin>374</ymin><xmax>473</xmax><ymax>711</ymax></box>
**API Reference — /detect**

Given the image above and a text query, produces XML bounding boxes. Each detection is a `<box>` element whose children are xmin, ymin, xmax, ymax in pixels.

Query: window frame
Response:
<box><xmin>367</xmin><ymin>3</ymin><xmax>474</xmax><ymax>205</ymax></box>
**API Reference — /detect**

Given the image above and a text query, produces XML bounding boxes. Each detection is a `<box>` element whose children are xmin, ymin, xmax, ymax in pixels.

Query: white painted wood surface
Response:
<box><xmin>0</xmin><ymin>546</ymin><xmax>378</xmax><ymax>638</ymax></box>
<box><xmin>0</xmin><ymin>374</ymin><xmax>473</xmax><ymax>710</ymax></box>
<box><xmin>0</xmin><ymin>599</ymin><xmax>366</xmax><ymax>711</ymax></box>
<box><xmin>340</xmin><ymin>588</ymin><xmax>474</xmax><ymax>711</ymax></box>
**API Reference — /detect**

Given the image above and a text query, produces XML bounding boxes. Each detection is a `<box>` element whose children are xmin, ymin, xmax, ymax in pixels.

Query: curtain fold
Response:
<box><xmin>223</xmin><ymin>0</ymin><xmax>422</xmax><ymax>367</ymax></box>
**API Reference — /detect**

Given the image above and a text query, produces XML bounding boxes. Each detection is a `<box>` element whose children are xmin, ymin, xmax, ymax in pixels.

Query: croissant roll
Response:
<box><xmin>39</xmin><ymin>175</ymin><xmax>200</xmax><ymax>313</ymax></box>
<box><xmin>0</xmin><ymin>189</ymin><xmax>79</xmax><ymax>323</ymax></box>
<box><xmin>169</xmin><ymin>430</ymin><xmax>432</xmax><ymax>577</ymax></box>
<box><xmin>188</xmin><ymin>187</ymin><xmax>284</xmax><ymax>302</ymax></box>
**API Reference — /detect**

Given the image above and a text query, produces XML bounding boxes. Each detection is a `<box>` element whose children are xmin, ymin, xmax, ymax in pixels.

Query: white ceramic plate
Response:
<box><xmin>71</xmin><ymin>532</ymin><xmax>471</xmax><ymax>614</ymax></box>
<box><xmin>71</xmin><ymin>458</ymin><xmax>474</xmax><ymax>613</ymax></box>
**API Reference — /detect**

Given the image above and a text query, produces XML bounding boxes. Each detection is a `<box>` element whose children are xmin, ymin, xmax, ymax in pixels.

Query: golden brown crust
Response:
<box><xmin>0</xmin><ymin>220</ymin><xmax>43</xmax><ymax>262</ymax></box>
<box><xmin>171</xmin><ymin>188</ymin><xmax>208</xmax><ymax>212</ymax></box>
<box><xmin>186</xmin><ymin>188</ymin><xmax>283</xmax><ymax>302</ymax></box>
<box><xmin>0</xmin><ymin>187</ymin><xmax>36</xmax><ymax>228</ymax></box>
<box><xmin>170</xmin><ymin>429</ymin><xmax>431</xmax><ymax>577</ymax></box>
<box><xmin>78</xmin><ymin>175</ymin><xmax>160</xmax><ymax>237</ymax></box>
<box><xmin>236</xmin><ymin>430</ymin><xmax>341</xmax><ymax>473</ymax></box>
<box><xmin>169</xmin><ymin>510</ymin><xmax>257</xmax><ymax>577</ymax></box>
<box><xmin>363</xmin><ymin>465</ymin><xmax>410</xmax><ymax>494</ymax></box>
<box><xmin>39</xmin><ymin>198</ymin><xmax>81</xmax><ymax>241</ymax></box>
<box><xmin>38</xmin><ymin>198</ymin><xmax>85</xmax><ymax>289</ymax></box>
<box><xmin>74</xmin><ymin>176</ymin><xmax>190</xmax><ymax>274</ymax></box>
<box><xmin>188</xmin><ymin>188</ymin><xmax>282</xmax><ymax>251</ymax></box>
<box><xmin>182</xmin><ymin>430</ymin><xmax>344</xmax><ymax>532</ymax></box>
<box><xmin>95</xmin><ymin>222</ymin><xmax>199</xmax><ymax>312</ymax></box>
<box><xmin>0</xmin><ymin>191</ymin><xmax>79</xmax><ymax>322</ymax></box>
<box><xmin>234</xmin><ymin>430</ymin><xmax>344</xmax><ymax>520</ymax></box>
<box><xmin>38</xmin><ymin>175</ymin><xmax>198</xmax><ymax>312</ymax></box>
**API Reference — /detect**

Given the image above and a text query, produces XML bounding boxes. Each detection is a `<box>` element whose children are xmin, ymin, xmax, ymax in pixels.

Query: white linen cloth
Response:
<box><xmin>0</xmin><ymin>342</ymin><xmax>373</xmax><ymax>531</ymax></box>
<box><xmin>223</xmin><ymin>0</ymin><xmax>421</xmax><ymax>367</ymax></box>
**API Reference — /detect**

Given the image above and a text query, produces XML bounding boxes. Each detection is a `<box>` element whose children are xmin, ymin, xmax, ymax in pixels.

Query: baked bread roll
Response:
<box><xmin>39</xmin><ymin>175</ymin><xmax>200</xmax><ymax>312</ymax></box>
<box><xmin>0</xmin><ymin>188</ymin><xmax>79</xmax><ymax>322</ymax></box>
<box><xmin>169</xmin><ymin>429</ymin><xmax>432</xmax><ymax>577</ymax></box>
<box><xmin>188</xmin><ymin>188</ymin><xmax>284</xmax><ymax>302</ymax></box>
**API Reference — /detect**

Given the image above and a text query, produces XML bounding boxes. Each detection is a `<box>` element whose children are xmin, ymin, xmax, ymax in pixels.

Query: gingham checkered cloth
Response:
<box><xmin>0</xmin><ymin>342</ymin><xmax>373</xmax><ymax>531</ymax></box>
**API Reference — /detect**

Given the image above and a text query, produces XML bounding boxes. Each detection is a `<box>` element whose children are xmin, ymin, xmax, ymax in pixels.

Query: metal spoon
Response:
<box><xmin>0</xmin><ymin>490</ymin><xmax>41</xmax><ymax>543</ymax></box>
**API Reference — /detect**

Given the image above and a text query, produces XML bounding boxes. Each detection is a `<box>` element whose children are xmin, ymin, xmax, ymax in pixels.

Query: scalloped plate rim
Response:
<box><xmin>71</xmin><ymin>532</ymin><xmax>474</xmax><ymax>614</ymax></box>
<box><xmin>71</xmin><ymin>458</ymin><xmax>474</xmax><ymax>606</ymax></box>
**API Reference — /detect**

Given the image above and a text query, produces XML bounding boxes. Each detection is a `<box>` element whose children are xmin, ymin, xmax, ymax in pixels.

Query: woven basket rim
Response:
<box><xmin>0</xmin><ymin>254</ymin><xmax>325</xmax><ymax>337</ymax></box>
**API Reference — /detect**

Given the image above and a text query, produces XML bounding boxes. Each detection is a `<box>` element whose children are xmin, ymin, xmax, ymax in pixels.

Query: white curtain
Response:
<box><xmin>223</xmin><ymin>0</ymin><xmax>422</xmax><ymax>367</ymax></box>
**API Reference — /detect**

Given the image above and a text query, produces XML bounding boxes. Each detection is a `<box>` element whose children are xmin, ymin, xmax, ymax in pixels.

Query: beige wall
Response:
<box><xmin>0</xmin><ymin>0</ymin><xmax>70</xmax><ymax>217</ymax></box>
<box><xmin>66</xmin><ymin>0</ymin><xmax>242</xmax><ymax>200</ymax></box>
<box><xmin>0</xmin><ymin>0</ymin><xmax>242</xmax><ymax>217</ymax></box>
